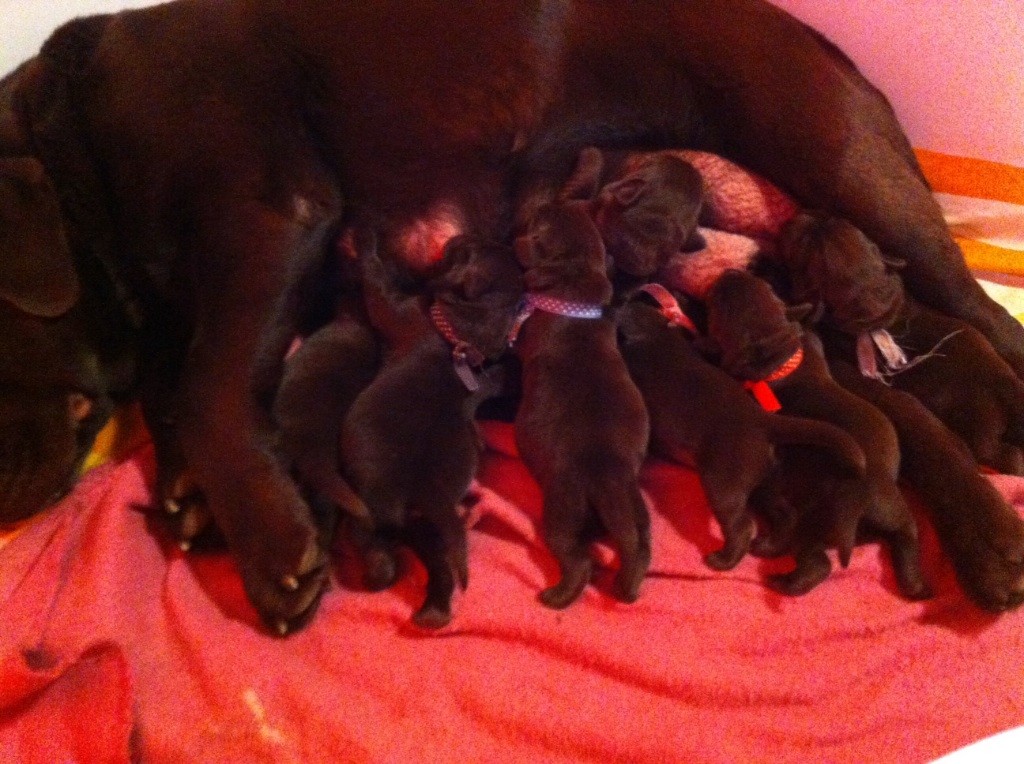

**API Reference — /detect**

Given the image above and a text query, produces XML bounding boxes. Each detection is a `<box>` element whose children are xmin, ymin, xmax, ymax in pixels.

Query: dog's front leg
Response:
<box><xmin>173</xmin><ymin>202</ymin><xmax>334</xmax><ymax>635</ymax></box>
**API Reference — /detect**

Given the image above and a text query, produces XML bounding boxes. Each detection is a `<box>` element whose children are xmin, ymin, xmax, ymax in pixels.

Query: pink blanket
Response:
<box><xmin>1</xmin><ymin>424</ymin><xmax>1022</xmax><ymax>763</ymax></box>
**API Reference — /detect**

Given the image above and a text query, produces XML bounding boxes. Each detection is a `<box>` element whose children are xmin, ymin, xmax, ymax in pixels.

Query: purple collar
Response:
<box><xmin>507</xmin><ymin>293</ymin><xmax>604</xmax><ymax>345</ymax></box>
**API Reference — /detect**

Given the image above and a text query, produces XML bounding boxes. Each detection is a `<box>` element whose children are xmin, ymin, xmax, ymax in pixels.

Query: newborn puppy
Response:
<box><xmin>560</xmin><ymin>146</ymin><xmax>705</xmax><ymax>278</ymax></box>
<box><xmin>340</xmin><ymin>233</ymin><xmax>523</xmax><ymax>628</ymax></box>
<box><xmin>513</xmin><ymin>200</ymin><xmax>651</xmax><ymax>609</ymax></box>
<box><xmin>274</xmin><ymin>274</ymin><xmax>381</xmax><ymax>523</ymax></box>
<box><xmin>617</xmin><ymin>285</ymin><xmax>866</xmax><ymax>570</ymax></box>
<box><xmin>777</xmin><ymin>212</ymin><xmax>1024</xmax><ymax>475</ymax></box>
<box><xmin>705</xmin><ymin>270</ymin><xmax>929</xmax><ymax>599</ymax></box>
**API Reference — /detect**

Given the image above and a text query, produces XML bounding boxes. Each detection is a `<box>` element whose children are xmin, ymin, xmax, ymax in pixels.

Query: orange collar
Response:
<box><xmin>761</xmin><ymin>346</ymin><xmax>804</xmax><ymax>383</ymax></box>
<box><xmin>742</xmin><ymin>346</ymin><xmax>803</xmax><ymax>412</ymax></box>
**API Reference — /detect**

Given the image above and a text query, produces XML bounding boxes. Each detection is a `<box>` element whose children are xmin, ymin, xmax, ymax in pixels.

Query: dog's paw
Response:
<box><xmin>234</xmin><ymin>517</ymin><xmax>330</xmax><ymax>636</ymax></box>
<box><xmin>156</xmin><ymin>472</ymin><xmax>220</xmax><ymax>550</ymax></box>
<box><xmin>949</xmin><ymin>505</ymin><xmax>1024</xmax><ymax>612</ymax></box>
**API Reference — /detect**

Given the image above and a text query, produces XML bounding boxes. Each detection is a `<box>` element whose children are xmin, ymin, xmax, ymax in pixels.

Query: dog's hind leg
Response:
<box><xmin>538</xmin><ymin>483</ymin><xmax>594</xmax><ymax>610</ymax></box>
<box><xmin>593</xmin><ymin>483</ymin><xmax>652</xmax><ymax>603</ymax></box>
<box><xmin>404</xmin><ymin>516</ymin><xmax>460</xmax><ymax>629</ymax></box>
<box><xmin>697</xmin><ymin>447</ymin><xmax>762</xmax><ymax>570</ymax></box>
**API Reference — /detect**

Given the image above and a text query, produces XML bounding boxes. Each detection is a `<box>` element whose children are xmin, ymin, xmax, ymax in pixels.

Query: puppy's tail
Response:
<box><xmin>767</xmin><ymin>415</ymin><xmax>867</xmax><ymax>478</ymax></box>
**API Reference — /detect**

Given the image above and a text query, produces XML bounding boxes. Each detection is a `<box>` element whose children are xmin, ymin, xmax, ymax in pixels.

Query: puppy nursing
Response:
<box><xmin>704</xmin><ymin>270</ymin><xmax>930</xmax><ymax>599</ymax></box>
<box><xmin>617</xmin><ymin>286</ymin><xmax>866</xmax><ymax>572</ymax></box>
<box><xmin>512</xmin><ymin>200</ymin><xmax>652</xmax><ymax>608</ymax></box>
<box><xmin>777</xmin><ymin>212</ymin><xmax>1024</xmax><ymax>475</ymax></box>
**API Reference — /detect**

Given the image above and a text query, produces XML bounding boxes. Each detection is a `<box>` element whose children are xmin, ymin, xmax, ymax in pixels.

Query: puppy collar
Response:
<box><xmin>742</xmin><ymin>346</ymin><xmax>804</xmax><ymax>412</ymax></box>
<box><xmin>429</xmin><ymin>302</ymin><xmax>486</xmax><ymax>392</ymax></box>
<box><xmin>507</xmin><ymin>293</ymin><xmax>604</xmax><ymax>345</ymax></box>
<box><xmin>638</xmin><ymin>283</ymin><xmax>698</xmax><ymax>333</ymax></box>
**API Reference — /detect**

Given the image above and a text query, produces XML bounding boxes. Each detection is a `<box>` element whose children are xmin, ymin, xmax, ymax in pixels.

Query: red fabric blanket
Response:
<box><xmin>1</xmin><ymin>423</ymin><xmax>1022</xmax><ymax>763</ymax></box>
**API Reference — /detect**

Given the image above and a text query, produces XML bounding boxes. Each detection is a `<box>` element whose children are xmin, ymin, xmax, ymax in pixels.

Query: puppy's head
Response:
<box><xmin>594</xmin><ymin>154</ymin><xmax>703</xmax><ymax>277</ymax></box>
<box><xmin>704</xmin><ymin>269</ymin><xmax>806</xmax><ymax>380</ymax></box>
<box><xmin>777</xmin><ymin>212</ymin><xmax>905</xmax><ymax>333</ymax></box>
<box><xmin>426</xmin><ymin>235</ymin><xmax>524</xmax><ymax>358</ymax></box>
<box><xmin>0</xmin><ymin>156</ymin><xmax>107</xmax><ymax>523</ymax></box>
<box><xmin>514</xmin><ymin>200</ymin><xmax>612</xmax><ymax>304</ymax></box>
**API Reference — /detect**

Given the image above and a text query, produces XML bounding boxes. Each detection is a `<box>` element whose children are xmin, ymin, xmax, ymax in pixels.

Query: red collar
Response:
<box><xmin>742</xmin><ymin>346</ymin><xmax>804</xmax><ymax>412</ymax></box>
<box><xmin>638</xmin><ymin>283</ymin><xmax>698</xmax><ymax>333</ymax></box>
<box><xmin>429</xmin><ymin>302</ymin><xmax>485</xmax><ymax>391</ymax></box>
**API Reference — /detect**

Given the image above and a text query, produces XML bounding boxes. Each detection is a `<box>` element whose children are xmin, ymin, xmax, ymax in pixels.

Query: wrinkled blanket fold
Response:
<box><xmin>0</xmin><ymin>433</ymin><xmax>1022</xmax><ymax>763</ymax></box>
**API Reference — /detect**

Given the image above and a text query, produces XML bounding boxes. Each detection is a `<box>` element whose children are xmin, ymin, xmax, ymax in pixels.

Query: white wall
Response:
<box><xmin>770</xmin><ymin>1</ymin><xmax>1024</xmax><ymax>168</ymax></box>
<box><xmin>2</xmin><ymin>1</ymin><xmax>1021</xmax><ymax>166</ymax></box>
<box><xmin>1</xmin><ymin>0</ymin><xmax>158</xmax><ymax>73</ymax></box>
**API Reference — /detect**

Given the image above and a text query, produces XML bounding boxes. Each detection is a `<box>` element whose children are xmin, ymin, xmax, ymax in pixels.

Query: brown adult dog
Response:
<box><xmin>339</xmin><ymin>234</ymin><xmax>523</xmax><ymax>628</ymax></box>
<box><xmin>778</xmin><ymin>212</ymin><xmax>1024</xmax><ymax>475</ymax></box>
<box><xmin>705</xmin><ymin>270</ymin><xmax>930</xmax><ymax>599</ymax></box>
<box><xmin>2</xmin><ymin>0</ymin><xmax>1022</xmax><ymax>627</ymax></box>
<box><xmin>513</xmin><ymin>201</ymin><xmax>651</xmax><ymax>608</ymax></box>
<box><xmin>617</xmin><ymin>288</ymin><xmax>866</xmax><ymax>571</ymax></box>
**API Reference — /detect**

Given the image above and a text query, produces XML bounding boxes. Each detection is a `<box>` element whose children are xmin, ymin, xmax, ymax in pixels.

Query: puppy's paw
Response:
<box><xmin>412</xmin><ymin>603</ymin><xmax>453</xmax><ymax>630</ymax></box>
<box><xmin>766</xmin><ymin>550</ymin><xmax>831</xmax><ymax>596</ymax></box>
<box><xmin>539</xmin><ymin>557</ymin><xmax>593</xmax><ymax>610</ymax></box>
<box><xmin>362</xmin><ymin>547</ymin><xmax>400</xmax><ymax>592</ymax></box>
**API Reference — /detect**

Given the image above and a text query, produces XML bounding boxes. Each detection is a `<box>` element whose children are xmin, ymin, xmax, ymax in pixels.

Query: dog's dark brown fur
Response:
<box><xmin>617</xmin><ymin>293</ymin><xmax>866</xmax><ymax>570</ymax></box>
<box><xmin>705</xmin><ymin>270</ymin><xmax>930</xmax><ymax>599</ymax></box>
<box><xmin>778</xmin><ymin>212</ymin><xmax>1024</xmax><ymax>475</ymax></box>
<box><xmin>339</xmin><ymin>234</ymin><xmax>523</xmax><ymax>628</ymax></box>
<box><xmin>3</xmin><ymin>0</ymin><xmax>1023</xmax><ymax>626</ymax></box>
<box><xmin>513</xmin><ymin>201</ymin><xmax>651</xmax><ymax>608</ymax></box>
<box><xmin>827</xmin><ymin>358</ymin><xmax>1024</xmax><ymax>610</ymax></box>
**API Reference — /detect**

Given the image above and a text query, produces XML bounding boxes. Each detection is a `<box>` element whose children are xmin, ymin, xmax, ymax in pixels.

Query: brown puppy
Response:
<box><xmin>4</xmin><ymin>0</ymin><xmax>1023</xmax><ymax>627</ymax></box>
<box><xmin>705</xmin><ymin>270</ymin><xmax>930</xmax><ymax>599</ymax></box>
<box><xmin>560</xmin><ymin>147</ymin><xmax>705</xmax><ymax>278</ymax></box>
<box><xmin>339</xmin><ymin>233</ymin><xmax>523</xmax><ymax>628</ymax></box>
<box><xmin>778</xmin><ymin>212</ymin><xmax>1024</xmax><ymax>475</ymax></box>
<box><xmin>513</xmin><ymin>200</ymin><xmax>651</xmax><ymax>608</ymax></box>
<box><xmin>274</xmin><ymin>275</ymin><xmax>380</xmax><ymax>524</ymax></box>
<box><xmin>617</xmin><ymin>286</ymin><xmax>866</xmax><ymax>570</ymax></box>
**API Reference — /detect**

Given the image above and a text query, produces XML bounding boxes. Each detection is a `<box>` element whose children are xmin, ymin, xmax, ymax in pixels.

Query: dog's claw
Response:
<box><xmin>164</xmin><ymin>498</ymin><xmax>182</xmax><ymax>515</ymax></box>
<box><xmin>275</xmin><ymin>620</ymin><xmax>289</xmax><ymax>637</ymax></box>
<box><xmin>178</xmin><ymin>539</ymin><xmax>192</xmax><ymax>552</ymax></box>
<box><xmin>281</xmin><ymin>575</ymin><xmax>300</xmax><ymax>592</ymax></box>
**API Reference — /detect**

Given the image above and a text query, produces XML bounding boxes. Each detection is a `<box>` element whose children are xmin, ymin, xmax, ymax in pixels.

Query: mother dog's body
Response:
<box><xmin>2</xmin><ymin>0</ymin><xmax>1022</xmax><ymax>629</ymax></box>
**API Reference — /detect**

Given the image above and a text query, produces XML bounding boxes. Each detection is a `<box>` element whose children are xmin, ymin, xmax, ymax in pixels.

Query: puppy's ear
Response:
<box><xmin>785</xmin><ymin>301</ymin><xmax>821</xmax><ymax>326</ymax></box>
<box><xmin>881</xmin><ymin>253</ymin><xmax>907</xmax><ymax>271</ymax></box>
<box><xmin>0</xmin><ymin>157</ymin><xmax>80</xmax><ymax>317</ymax></box>
<box><xmin>602</xmin><ymin>175</ymin><xmax>646</xmax><ymax>208</ymax></box>
<box><xmin>559</xmin><ymin>146</ymin><xmax>606</xmax><ymax>201</ymax></box>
